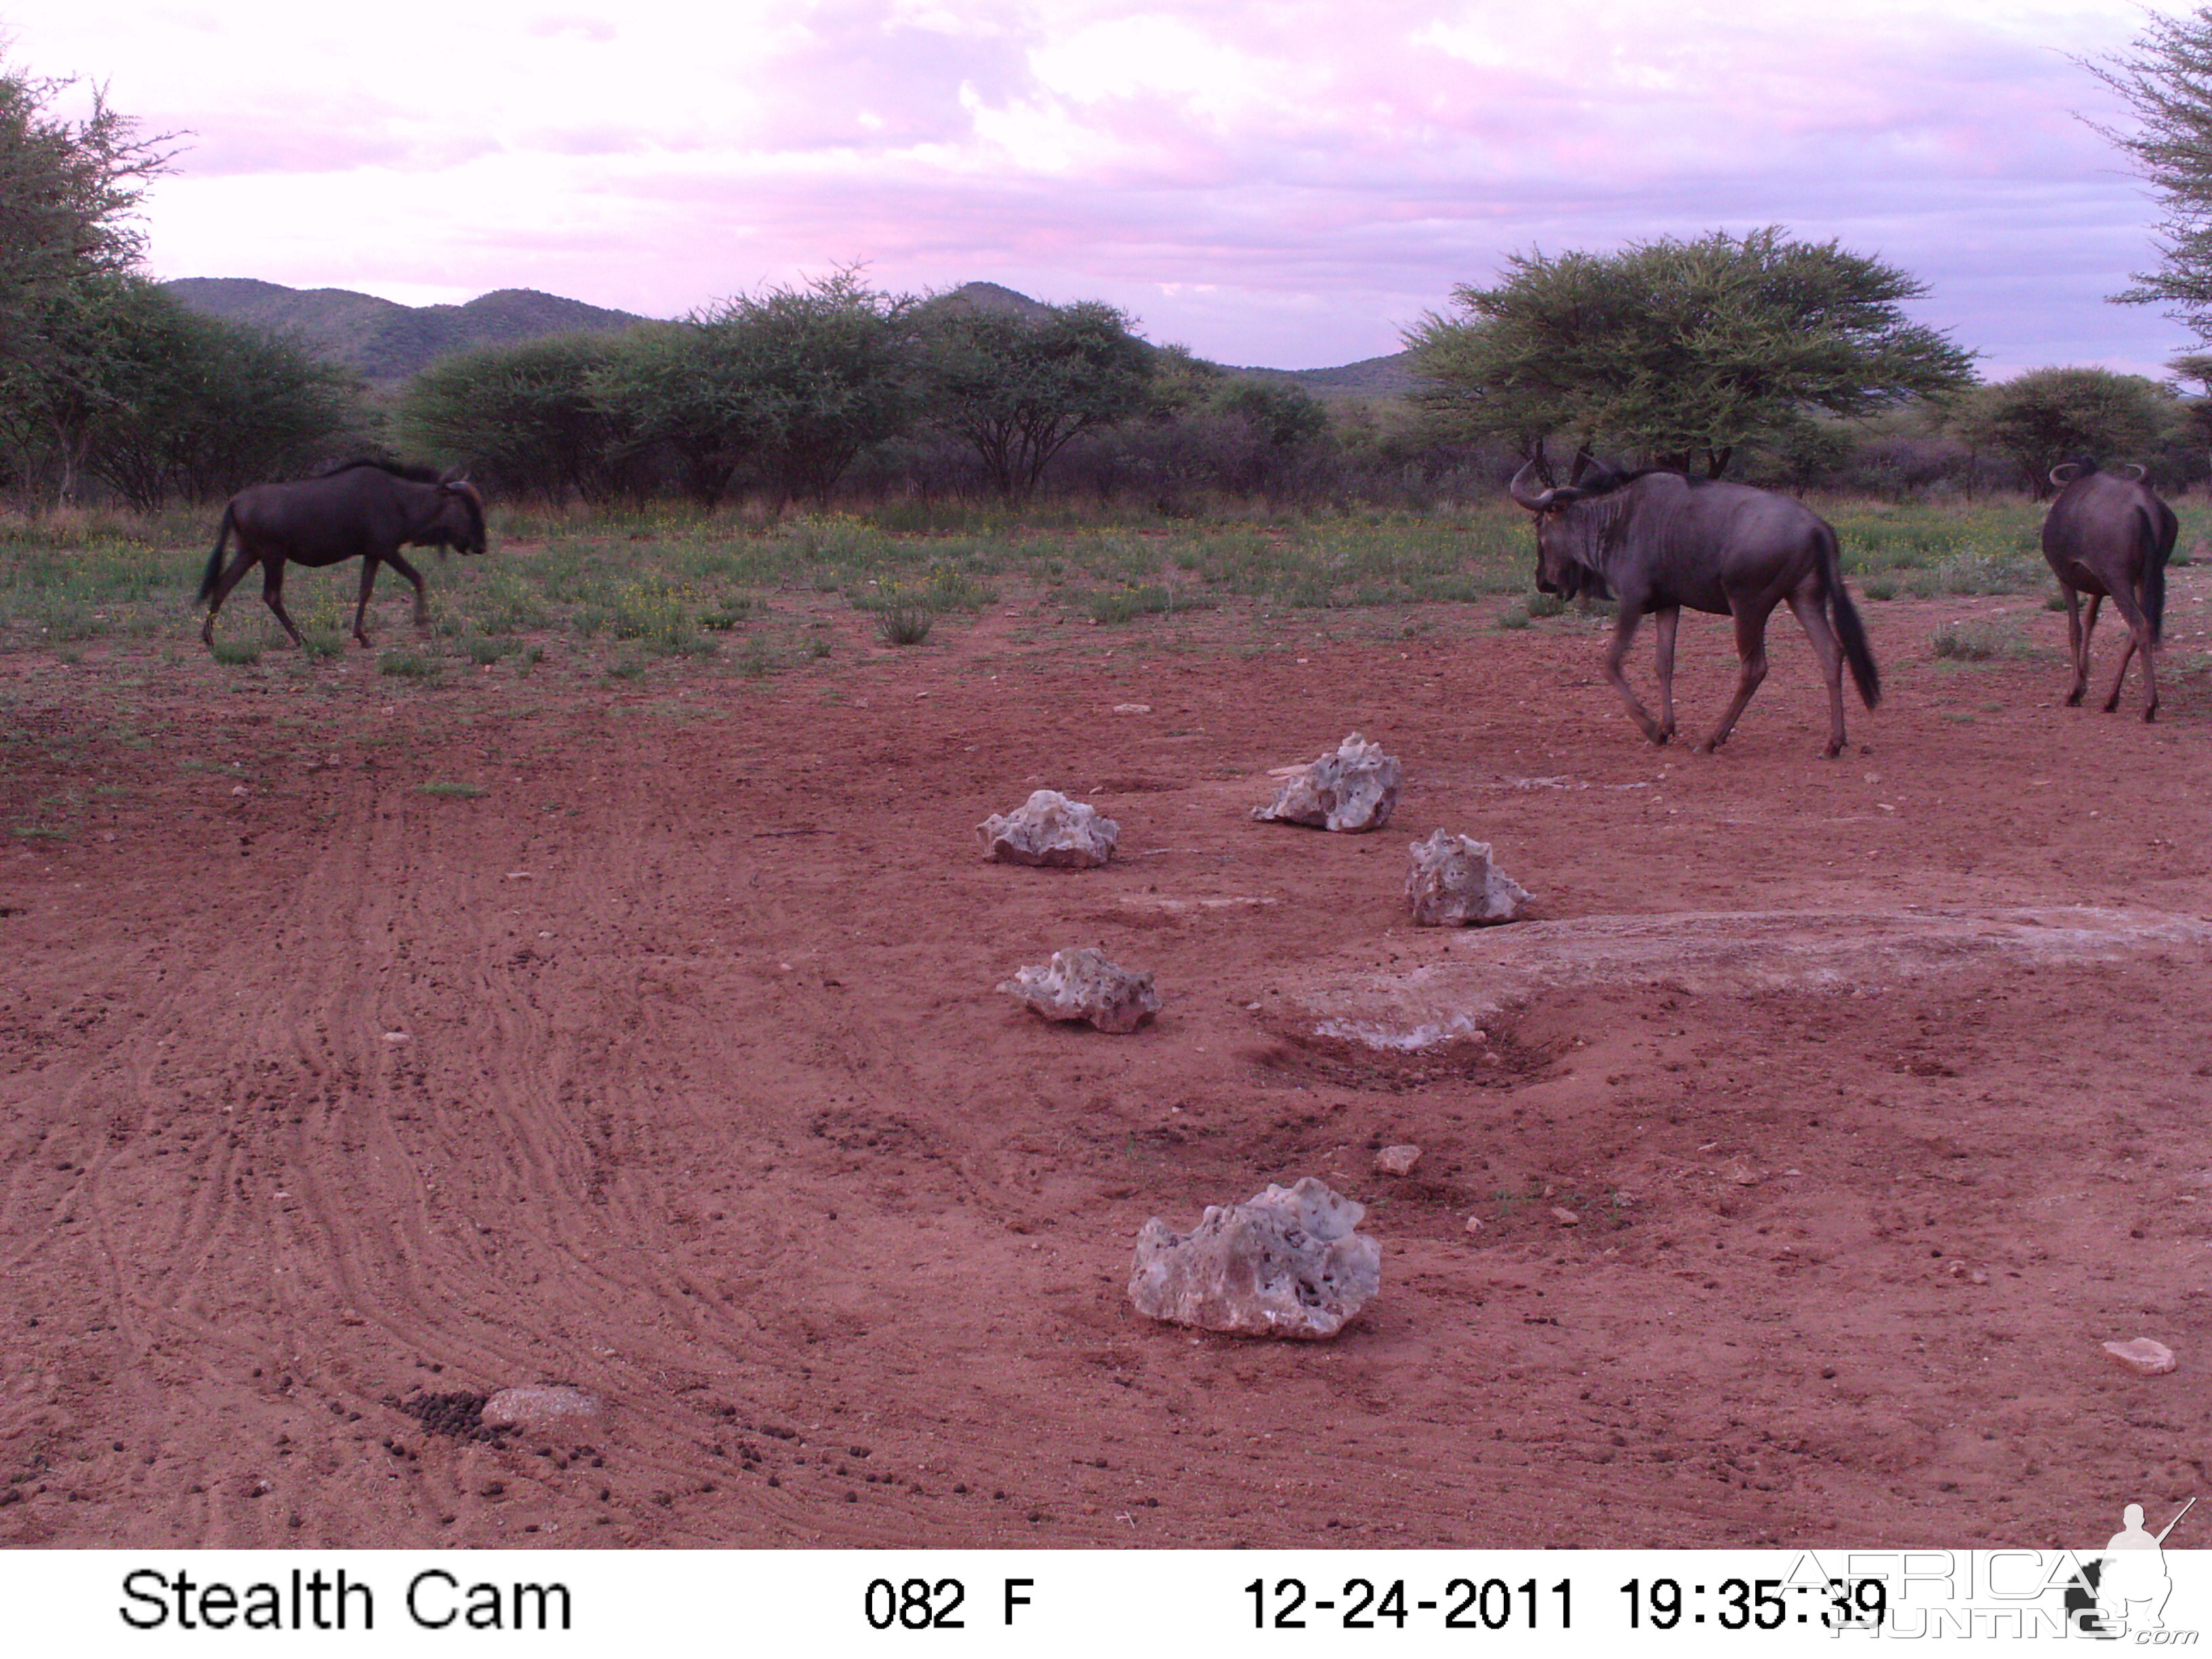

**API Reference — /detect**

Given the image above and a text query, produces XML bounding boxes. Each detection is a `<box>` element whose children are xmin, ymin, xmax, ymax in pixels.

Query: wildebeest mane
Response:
<box><xmin>316</xmin><ymin>458</ymin><xmax>447</xmax><ymax>484</ymax></box>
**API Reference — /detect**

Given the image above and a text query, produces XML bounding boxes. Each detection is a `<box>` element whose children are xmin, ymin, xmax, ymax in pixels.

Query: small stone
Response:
<box><xmin>2102</xmin><ymin>1338</ymin><xmax>2177</xmax><ymax>1376</ymax></box>
<box><xmin>1374</xmin><ymin>1144</ymin><xmax>1422</xmax><ymax>1176</ymax></box>
<box><xmin>482</xmin><ymin>1385</ymin><xmax>602</xmax><ymax>1428</ymax></box>
<box><xmin>1406</xmin><ymin>830</ymin><xmax>1530</xmax><ymax>926</ymax></box>
<box><xmin>1130</xmin><ymin>1177</ymin><xmax>1380</xmax><ymax>1340</ymax></box>
<box><xmin>1463</xmin><ymin>1215</ymin><xmax>1484</xmax><ymax>1233</ymax></box>
<box><xmin>1252</xmin><ymin>733</ymin><xmax>1401</xmax><ymax>833</ymax></box>
<box><xmin>1000</xmin><ymin>947</ymin><xmax>1160</xmax><ymax>1033</ymax></box>
<box><xmin>1550</xmin><ymin>1206</ymin><xmax>1580</xmax><ymax>1227</ymax></box>
<box><xmin>382</xmin><ymin>1031</ymin><xmax>410</xmax><ymax>1044</ymax></box>
<box><xmin>978</xmin><ymin>790</ymin><xmax>1120</xmax><ymax>867</ymax></box>
<box><xmin>1111</xmin><ymin>703</ymin><xmax>1151</xmax><ymax>714</ymax></box>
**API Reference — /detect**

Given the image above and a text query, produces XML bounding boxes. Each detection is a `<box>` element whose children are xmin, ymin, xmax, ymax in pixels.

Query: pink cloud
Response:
<box><xmin>19</xmin><ymin>0</ymin><xmax>2189</xmax><ymax>371</ymax></box>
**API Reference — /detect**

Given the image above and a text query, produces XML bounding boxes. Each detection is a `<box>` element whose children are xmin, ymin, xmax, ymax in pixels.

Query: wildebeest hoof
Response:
<box><xmin>2065</xmin><ymin>690</ymin><xmax>2085</xmax><ymax>706</ymax></box>
<box><xmin>2144</xmin><ymin>707</ymin><xmax>2159</xmax><ymax>723</ymax></box>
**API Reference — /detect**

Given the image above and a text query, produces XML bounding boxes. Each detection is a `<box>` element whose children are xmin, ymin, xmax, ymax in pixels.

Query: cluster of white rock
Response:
<box><xmin>974</xmin><ymin>732</ymin><xmax>1534</xmax><ymax>1340</ymax></box>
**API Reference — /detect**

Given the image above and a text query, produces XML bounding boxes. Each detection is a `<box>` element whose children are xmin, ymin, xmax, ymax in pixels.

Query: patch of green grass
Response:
<box><xmin>607</xmin><ymin>657</ymin><xmax>647</xmax><ymax>680</ymax></box>
<box><xmin>1932</xmin><ymin>619</ymin><xmax>2041</xmax><ymax>661</ymax></box>
<box><xmin>876</xmin><ymin>606</ymin><xmax>933</xmax><ymax>647</ymax></box>
<box><xmin>1525</xmin><ymin>591</ymin><xmax>1567</xmax><ymax>618</ymax></box>
<box><xmin>379</xmin><ymin>652</ymin><xmax>441</xmax><ymax>680</ymax></box>
<box><xmin>209</xmin><ymin>640</ymin><xmax>261</xmax><ymax>667</ymax></box>
<box><xmin>1495</xmin><ymin>602</ymin><xmax>1532</xmax><ymax>630</ymax></box>
<box><xmin>418</xmin><ymin>781</ymin><xmax>485</xmax><ymax>798</ymax></box>
<box><xmin>1861</xmin><ymin>577</ymin><xmax>1898</xmax><ymax>601</ymax></box>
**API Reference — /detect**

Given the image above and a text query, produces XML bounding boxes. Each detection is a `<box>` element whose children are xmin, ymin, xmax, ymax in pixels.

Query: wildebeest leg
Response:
<box><xmin>2074</xmin><ymin>594</ymin><xmax>2104</xmax><ymax>706</ymax></box>
<box><xmin>1601</xmin><ymin>608</ymin><xmax>1670</xmax><ymax>744</ymax></box>
<box><xmin>2060</xmin><ymin>586</ymin><xmax>2089</xmax><ymax>705</ymax></box>
<box><xmin>2100</xmin><ymin>586</ymin><xmax>2157</xmax><ymax>720</ymax></box>
<box><xmin>199</xmin><ymin>548</ymin><xmax>263</xmax><ymax>648</ymax></box>
<box><xmin>352</xmin><ymin>557</ymin><xmax>381</xmax><ymax>647</ymax></box>
<box><xmin>1652</xmin><ymin>607</ymin><xmax>1681</xmax><ymax>742</ymax></box>
<box><xmin>1785</xmin><ymin>589</ymin><xmax>1848</xmax><ymax>757</ymax></box>
<box><xmin>1697</xmin><ymin>601</ymin><xmax>1776</xmax><ymax>754</ymax></box>
<box><xmin>260</xmin><ymin>558</ymin><xmax>307</xmax><ymax>649</ymax></box>
<box><xmin>382</xmin><ymin>550</ymin><xmax>431</xmax><ymax>628</ymax></box>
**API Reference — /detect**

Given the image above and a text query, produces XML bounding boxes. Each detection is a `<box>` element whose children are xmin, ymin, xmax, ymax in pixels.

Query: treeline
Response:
<box><xmin>390</xmin><ymin>271</ymin><xmax>1503</xmax><ymax>512</ymax></box>
<box><xmin>8</xmin><ymin>53</ymin><xmax>2210</xmax><ymax>516</ymax></box>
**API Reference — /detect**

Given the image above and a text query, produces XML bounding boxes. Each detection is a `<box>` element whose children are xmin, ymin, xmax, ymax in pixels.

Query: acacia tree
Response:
<box><xmin>1949</xmin><ymin>367</ymin><xmax>2179</xmax><ymax>495</ymax></box>
<box><xmin>401</xmin><ymin>334</ymin><xmax>650</xmax><ymax>504</ymax></box>
<box><xmin>2086</xmin><ymin>13</ymin><xmax>2212</xmax><ymax>337</ymax></box>
<box><xmin>919</xmin><ymin>298</ymin><xmax>1153</xmax><ymax>498</ymax></box>
<box><xmin>1406</xmin><ymin>227</ymin><xmax>1976</xmax><ymax>478</ymax></box>
<box><xmin>0</xmin><ymin>58</ymin><xmax>175</xmax><ymax>500</ymax></box>
<box><xmin>73</xmin><ymin>281</ymin><xmax>361</xmax><ymax>508</ymax></box>
<box><xmin>686</xmin><ymin>269</ymin><xmax>918</xmax><ymax>507</ymax></box>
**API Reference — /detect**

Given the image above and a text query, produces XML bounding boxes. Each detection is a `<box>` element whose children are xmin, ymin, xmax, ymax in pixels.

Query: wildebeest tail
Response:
<box><xmin>2141</xmin><ymin>503</ymin><xmax>2171</xmax><ymax>645</ymax></box>
<box><xmin>197</xmin><ymin>506</ymin><xmax>234</xmax><ymax>606</ymax></box>
<box><xmin>1819</xmin><ymin>525</ymin><xmax>1881</xmax><ymax>710</ymax></box>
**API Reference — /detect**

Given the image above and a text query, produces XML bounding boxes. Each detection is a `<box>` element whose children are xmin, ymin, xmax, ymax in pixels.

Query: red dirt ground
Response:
<box><xmin>3</xmin><ymin>572</ymin><xmax>2211</xmax><ymax>1551</ymax></box>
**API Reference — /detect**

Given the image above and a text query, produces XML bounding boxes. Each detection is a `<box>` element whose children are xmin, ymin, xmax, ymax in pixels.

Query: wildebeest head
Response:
<box><xmin>422</xmin><ymin>467</ymin><xmax>489</xmax><ymax>558</ymax></box>
<box><xmin>1508</xmin><ymin>457</ymin><xmax>1625</xmax><ymax>600</ymax></box>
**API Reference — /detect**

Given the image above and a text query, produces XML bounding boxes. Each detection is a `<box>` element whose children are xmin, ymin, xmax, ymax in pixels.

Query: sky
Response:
<box><xmin>4</xmin><ymin>0</ymin><xmax>2205</xmax><ymax>374</ymax></box>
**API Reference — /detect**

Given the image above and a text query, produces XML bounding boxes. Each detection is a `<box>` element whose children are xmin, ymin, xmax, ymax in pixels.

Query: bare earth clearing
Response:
<box><xmin>4</xmin><ymin>571</ymin><xmax>2212</xmax><ymax>1551</ymax></box>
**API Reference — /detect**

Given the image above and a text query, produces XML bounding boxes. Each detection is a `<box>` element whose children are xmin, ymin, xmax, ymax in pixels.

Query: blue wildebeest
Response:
<box><xmin>198</xmin><ymin>461</ymin><xmax>487</xmax><ymax>652</ymax></box>
<box><xmin>1509</xmin><ymin>459</ymin><xmax>1881</xmax><ymax>757</ymax></box>
<box><xmin>2041</xmin><ymin>460</ymin><xmax>2177</xmax><ymax>721</ymax></box>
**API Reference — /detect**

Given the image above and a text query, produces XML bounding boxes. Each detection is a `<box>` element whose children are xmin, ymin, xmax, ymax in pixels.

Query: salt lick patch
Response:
<box><xmin>482</xmin><ymin>1385</ymin><xmax>601</xmax><ymax>1428</ymax></box>
<box><xmin>1282</xmin><ymin>907</ymin><xmax>2212</xmax><ymax>1051</ymax></box>
<box><xmin>1129</xmin><ymin>1178</ymin><xmax>1380</xmax><ymax>1340</ymax></box>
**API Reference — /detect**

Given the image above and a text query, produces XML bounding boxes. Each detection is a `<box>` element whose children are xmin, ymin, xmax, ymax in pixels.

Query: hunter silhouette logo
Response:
<box><xmin>2062</xmin><ymin>1497</ymin><xmax>2195</xmax><ymax>1637</ymax></box>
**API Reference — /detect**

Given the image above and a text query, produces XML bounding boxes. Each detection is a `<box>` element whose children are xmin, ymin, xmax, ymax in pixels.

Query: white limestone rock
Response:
<box><xmin>1406</xmin><ymin>829</ymin><xmax>1530</xmax><ymax>926</ymax></box>
<box><xmin>2102</xmin><ymin>1337</ymin><xmax>2177</xmax><ymax>1376</ymax></box>
<box><xmin>978</xmin><ymin>790</ymin><xmax>1120</xmax><ymax>867</ymax></box>
<box><xmin>1000</xmin><ymin>947</ymin><xmax>1160</xmax><ymax>1033</ymax></box>
<box><xmin>1374</xmin><ymin>1144</ymin><xmax>1422</xmax><ymax>1176</ymax></box>
<box><xmin>1252</xmin><ymin>734</ymin><xmax>1401</xmax><ymax>833</ymax></box>
<box><xmin>1128</xmin><ymin>1177</ymin><xmax>1380</xmax><ymax>1340</ymax></box>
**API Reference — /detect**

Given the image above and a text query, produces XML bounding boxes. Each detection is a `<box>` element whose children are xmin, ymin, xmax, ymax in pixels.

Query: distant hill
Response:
<box><xmin>924</xmin><ymin>281</ymin><xmax>1056</xmax><ymax>322</ymax></box>
<box><xmin>1227</xmin><ymin>352</ymin><xmax>1420</xmax><ymax>401</ymax></box>
<box><xmin>161</xmin><ymin>279</ymin><xmax>649</xmax><ymax>384</ymax></box>
<box><xmin>162</xmin><ymin>276</ymin><xmax>1419</xmax><ymax>397</ymax></box>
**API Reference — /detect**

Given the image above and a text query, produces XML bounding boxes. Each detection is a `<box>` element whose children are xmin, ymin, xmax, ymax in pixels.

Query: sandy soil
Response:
<box><xmin>4</xmin><ymin>571</ymin><xmax>2212</xmax><ymax>1551</ymax></box>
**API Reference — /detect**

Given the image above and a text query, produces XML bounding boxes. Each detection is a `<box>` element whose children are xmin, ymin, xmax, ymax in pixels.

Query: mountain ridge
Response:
<box><xmin>163</xmin><ymin>276</ymin><xmax>1417</xmax><ymax>394</ymax></box>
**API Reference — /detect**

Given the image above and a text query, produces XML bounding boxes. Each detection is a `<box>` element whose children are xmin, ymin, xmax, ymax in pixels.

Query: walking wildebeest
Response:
<box><xmin>198</xmin><ymin>460</ymin><xmax>487</xmax><ymax>652</ymax></box>
<box><xmin>1509</xmin><ymin>459</ymin><xmax>1881</xmax><ymax>757</ymax></box>
<box><xmin>2041</xmin><ymin>459</ymin><xmax>2177</xmax><ymax>721</ymax></box>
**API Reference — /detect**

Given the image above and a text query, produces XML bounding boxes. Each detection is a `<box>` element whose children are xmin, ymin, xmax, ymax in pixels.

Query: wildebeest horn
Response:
<box><xmin>2049</xmin><ymin>463</ymin><xmax>2083</xmax><ymax>488</ymax></box>
<box><xmin>2120</xmin><ymin>462</ymin><xmax>2148</xmax><ymax>481</ymax></box>
<box><xmin>1509</xmin><ymin>458</ymin><xmax>1562</xmax><ymax>512</ymax></box>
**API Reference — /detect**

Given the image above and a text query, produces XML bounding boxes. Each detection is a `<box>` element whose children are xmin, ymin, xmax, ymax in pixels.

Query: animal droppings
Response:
<box><xmin>2102</xmin><ymin>1338</ymin><xmax>2177</xmax><ymax>1376</ymax></box>
<box><xmin>1129</xmin><ymin>1177</ymin><xmax>1380</xmax><ymax>1340</ymax></box>
<box><xmin>1252</xmin><ymin>734</ymin><xmax>1401</xmax><ymax>833</ymax></box>
<box><xmin>977</xmin><ymin>790</ymin><xmax>1120</xmax><ymax>867</ymax></box>
<box><xmin>1406</xmin><ymin>830</ymin><xmax>1530</xmax><ymax>926</ymax></box>
<box><xmin>1000</xmin><ymin>947</ymin><xmax>1160</xmax><ymax>1033</ymax></box>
